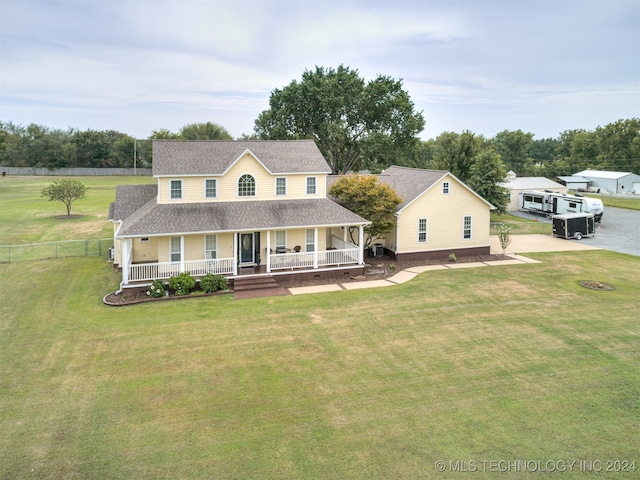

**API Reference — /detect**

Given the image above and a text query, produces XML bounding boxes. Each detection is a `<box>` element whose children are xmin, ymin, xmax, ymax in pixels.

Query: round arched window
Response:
<box><xmin>238</xmin><ymin>174</ymin><xmax>256</xmax><ymax>196</ymax></box>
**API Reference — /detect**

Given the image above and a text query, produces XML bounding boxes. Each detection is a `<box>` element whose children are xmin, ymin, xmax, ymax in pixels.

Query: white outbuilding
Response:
<box><xmin>557</xmin><ymin>176</ymin><xmax>591</xmax><ymax>191</ymax></box>
<box><xmin>500</xmin><ymin>173</ymin><xmax>567</xmax><ymax>211</ymax></box>
<box><xmin>574</xmin><ymin>170</ymin><xmax>640</xmax><ymax>194</ymax></box>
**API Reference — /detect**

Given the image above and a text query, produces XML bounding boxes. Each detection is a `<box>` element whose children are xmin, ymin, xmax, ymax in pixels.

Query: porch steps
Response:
<box><xmin>233</xmin><ymin>275</ymin><xmax>291</xmax><ymax>300</ymax></box>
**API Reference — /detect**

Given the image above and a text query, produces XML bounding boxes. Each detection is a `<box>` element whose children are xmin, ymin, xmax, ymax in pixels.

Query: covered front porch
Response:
<box><xmin>116</xmin><ymin>227</ymin><xmax>365</xmax><ymax>287</ymax></box>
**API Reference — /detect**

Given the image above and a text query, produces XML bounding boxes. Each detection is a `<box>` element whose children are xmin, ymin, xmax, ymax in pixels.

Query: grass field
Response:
<box><xmin>490</xmin><ymin>213</ymin><xmax>552</xmax><ymax>235</ymax></box>
<box><xmin>1</xmin><ymin>250</ymin><xmax>639</xmax><ymax>479</ymax></box>
<box><xmin>0</xmin><ymin>175</ymin><xmax>155</xmax><ymax>245</ymax></box>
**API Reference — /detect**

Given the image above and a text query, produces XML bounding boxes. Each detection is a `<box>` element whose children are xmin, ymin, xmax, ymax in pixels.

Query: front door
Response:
<box><xmin>240</xmin><ymin>233</ymin><xmax>254</xmax><ymax>264</ymax></box>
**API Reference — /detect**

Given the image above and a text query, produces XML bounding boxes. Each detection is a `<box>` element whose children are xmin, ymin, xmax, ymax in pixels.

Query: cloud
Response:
<box><xmin>1</xmin><ymin>0</ymin><xmax>638</xmax><ymax>139</ymax></box>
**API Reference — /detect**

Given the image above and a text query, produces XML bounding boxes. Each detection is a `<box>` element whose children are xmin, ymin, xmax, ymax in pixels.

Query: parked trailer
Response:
<box><xmin>552</xmin><ymin>213</ymin><xmax>596</xmax><ymax>240</ymax></box>
<box><xmin>519</xmin><ymin>190</ymin><xmax>603</xmax><ymax>222</ymax></box>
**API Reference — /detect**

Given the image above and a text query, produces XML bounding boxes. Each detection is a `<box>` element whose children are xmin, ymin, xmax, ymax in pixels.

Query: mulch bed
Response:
<box><xmin>579</xmin><ymin>280</ymin><xmax>614</xmax><ymax>291</ymax></box>
<box><xmin>103</xmin><ymin>284</ymin><xmax>230</xmax><ymax>306</ymax></box>
<box><xmin>103</xmin><ymin>253</ymin><xmax>512</xmax><ymax>306</ymax></box>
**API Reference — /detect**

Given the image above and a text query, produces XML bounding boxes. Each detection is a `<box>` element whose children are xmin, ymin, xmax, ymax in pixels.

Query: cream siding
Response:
<box><xmin>395</xmin><ymin>176</ymin><xmax>490</xmax><ymax>253</ymax></box>
<box><xmin>156</xmin><ymin>152</ymin><xmax>326</xmax><ymax>203</ymax></box>
<box><xmin>132</xmin><ymin>237</ymin><xmax>158</xmax><ymax>263</ymax></box>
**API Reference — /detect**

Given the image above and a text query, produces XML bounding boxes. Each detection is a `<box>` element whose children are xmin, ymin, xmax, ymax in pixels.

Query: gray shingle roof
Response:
<box><xmin>108</xmin><ymin>184</ymin><xmax>158</xmax><ymax>221</ymax></box>
<box><xmin>327</xmin><ymin>166</ymin><xmax>448</xmax><ymax>211</ymax></box>
<box><xmin>378</xmin><ymin>166</ymin><xmax>448</xmax><ymax>209</ymax></box>
<box><xmin>152</xmin><ymin>139</ymin><xmax>332</xmax><ymax>176</ymax></box>
<box><xmin>115</xmin><ymin>198</ymin><xmax>369</xmax><ymax>237</ymax></box>
<box><xmin>328</xmin><ymin>165</ymin><xmax>495</xmax><ymax>211</ymax></box>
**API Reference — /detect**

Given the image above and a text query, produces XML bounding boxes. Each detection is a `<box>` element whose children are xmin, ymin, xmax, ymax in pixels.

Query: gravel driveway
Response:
<box><xmin>508</xmin><ymin>207</ymin><xmax>640</xmax><ymax>257</ymax></box>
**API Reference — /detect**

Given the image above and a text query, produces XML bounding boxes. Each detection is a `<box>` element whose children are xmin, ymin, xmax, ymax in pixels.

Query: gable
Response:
<box><xmin>152</xmin><ymin>139</ymin><xmax>332</xmax><ymax>176</ymax></box>
<box><xmin>378</xmin><ymin>166</ymin><xmax>494</xmax><ymax>213</ymax></box>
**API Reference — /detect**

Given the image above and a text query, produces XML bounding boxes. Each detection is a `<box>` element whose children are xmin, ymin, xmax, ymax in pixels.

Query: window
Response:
<box><xmin>238</xmin><ymin>174</ymin><xmax>256</xmax><ymax>197</ymax></box>
<box><xmin>463</xmin><ymin>215</ymin><xmax>472</xmax><ymax>239</ymax></box>
<box><xmin>170</xmin><ymin>236</ymin><xmax>181</xmax><ymax>262</ymax></box>
<box><xmin>306</xmin><ymin>176</ymin><xmax>317</xmax><ymax>195</ymax></box>
<box><xmin>205</xmin><ymin>234</ymin><xmax>217</xmax><ymax>259</ymax></box>
<box><xmin>418</xmin><ymin>218</ymin><xmax>428</xmax><ymax>243</ymax></box>
<box><xmin>275</xmin><ymin>230</ymin><xmax>286</xmax><ymax>249</ymax></box>
<box><xmin>170</xmin><ymin>180</ymin><xmax>182</xmax><ymax>199</ymax></box>
<box><xmin>442</xmin><ymin>182</ymin><xmax>450</xmax><ymax>194</ymax></box>
<box><xmin>205</xmin><ymin>179</ymin><xmax>217</xmax><ymax>198</ymax></box>
<box><xmin>305</xmin><ymin>229</ymin><xmax>315</xmax><ymax>252</ymax></box>
<box><xmin>275</xmin><ymin>177</ymin><xmax>287</xmax><ymax>196</ymax></box>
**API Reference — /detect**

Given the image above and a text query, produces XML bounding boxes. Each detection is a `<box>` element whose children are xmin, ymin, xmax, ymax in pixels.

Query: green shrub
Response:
<box><xmin>147</xmin><ymin>279</ymin><xmax>166</xmax><ymax>298</ymax></box>
<box><xmin>168</xmin><ymin>272</ymin><xmax>196</xmax><ymax>296</ymax></box>
<box><xmin>200</xmin><ymin>273</ymin><xmax>228</xmax><ymax>293</ymax></box>
<box><xmin>448</xmin><ymin>252</ymin><xmax>457</xmax><ymax>262</ymax></box>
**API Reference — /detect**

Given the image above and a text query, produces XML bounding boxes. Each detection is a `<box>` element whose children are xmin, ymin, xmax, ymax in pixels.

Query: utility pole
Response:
<box><xmin>134</xmin><ymin>139</ymin><xmax>137</xmax><ymax>175</ymax></box>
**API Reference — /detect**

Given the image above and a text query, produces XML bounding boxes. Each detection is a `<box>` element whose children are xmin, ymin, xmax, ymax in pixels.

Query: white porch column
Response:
<box><xmin>266</xmin><ymin>230</ymin><xmax>271</xmax><ymax>273</ymax></box>
<box><xmin>358</xmin><ymin>225</ymin><xmax>364</xmax><ymax>264</ymax></box>
<box><xmin>232</xmin><ymin>233</ymin><xmax>238</xmax><ymax>275</ymax></box>
<box><xmin>343</xmin><ymin>226</ymin><xmax>347</xmax><ymax>243</ymax></box>
<box><xmin>313</xmin><ymin>228</ymin><xmax>318</xmax><ymax>268</ymax></box>
<box><xmin>180</xmin><ymin>235</ymin><xmax>185</xmax><ymax>273</ymax></box>
<box><xmin>121</xmin><ymin>238</ymin><xmax>132</xmax><ymax>285</ymax></box>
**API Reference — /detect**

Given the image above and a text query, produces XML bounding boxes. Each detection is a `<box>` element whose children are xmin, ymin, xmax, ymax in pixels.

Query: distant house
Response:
<box><xmin>500</xmin><ymin>172</ymin><xmax>567</xmax><ymax>211</ymax></box>
<box><xmin>574</xmin><ymin>170</ymin><xmax>640</xmax><ymax>194</ymax></box>
<box><xmin>329</xmin><ymin>166</ymin><xmax>495</xmax><ymax>262</ymax></box>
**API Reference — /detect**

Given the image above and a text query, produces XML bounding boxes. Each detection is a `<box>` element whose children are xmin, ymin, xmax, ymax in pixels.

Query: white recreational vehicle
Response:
<box><xmin>518</xmin><ymin>190</ymin><xmax>604</xmax><ymax>222</ymax></box>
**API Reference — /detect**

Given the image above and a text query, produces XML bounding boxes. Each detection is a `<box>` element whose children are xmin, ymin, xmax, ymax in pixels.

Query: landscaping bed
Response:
<box><xmin>104</xmin><ymin>253</ymin><xmax>510</xmax><ymax>305</ymax></box>
<box><xmin>103</xmin><ymin>283</ymin><xmax>230</xmax><ymax>306</ymax></box>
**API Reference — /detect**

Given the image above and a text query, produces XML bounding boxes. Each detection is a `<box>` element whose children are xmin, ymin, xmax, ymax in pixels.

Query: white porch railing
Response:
<box><xmin>128</xmin><ymin>257</ymin><xmax>234</xmax><ymax>283</ymax></box>
<box><xmin>126</xmin><ymin>246</ymin><xmax>361</xmax><ymax>282</ymax></box>
<box><xmin>318</xmin><ymin>247</ymin><xmax>359</xmax><ymax>267</ymax></box>
<box><xmin>269</xmin><ymin>251</ymin><xmax>314</xmax><ymax>270</ymax></box>
<box><xmin>269</xmin><ymin>247</ymin><xmax>359</xmax><ymax>271</ymax></box>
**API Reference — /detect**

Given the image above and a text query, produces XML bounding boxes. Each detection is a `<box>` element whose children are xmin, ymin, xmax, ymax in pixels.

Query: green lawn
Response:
<box><xmin>0</xmin><ymin>175</ymin><xmax>155</xmax><ymax>245</ymax></box>
<box><xmin>490</xmin><ymin>213</ymin><xmax>552</xmax><ymax>235</ymax></box>
<box><xmin>1</xmin><ymin>251</ymin><xmax>639</xmax><ymax>479</ymax></box>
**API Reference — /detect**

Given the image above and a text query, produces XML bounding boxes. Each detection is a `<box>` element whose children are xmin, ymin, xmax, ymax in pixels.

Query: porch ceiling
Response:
<box><xmin>116</xmin><ymin>198</ymin><xmax>369</xmax><ymax>237</ymax></box>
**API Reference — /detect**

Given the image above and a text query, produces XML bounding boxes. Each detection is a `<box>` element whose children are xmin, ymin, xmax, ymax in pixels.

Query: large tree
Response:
<box><xmin>492</xmin><ymin>129</ymin><xmax>534</xmax><ymax>176</ymax></box>
<box><xmin>429</xmin><ymin>130</ymin><xmax>483</xmax><ymax>183</ymax></box>
<box><xmin>179</xmin><ymin>122</ymin><xmax>233</xmax><ymax>140</ymax></box>
<box><xmin>467</xmin><ymin>149</ymin><xmax>509</xmax><ymax>213</ymax></box>
<box><xmin>328</xmin><ymin>174</ymin><xmax>402</xmax><ymax>248</ymax></box>
<box><xmin>254</xmin><ymin>65</ymin><xmax>425</xmax><ymax>174</ymax></box>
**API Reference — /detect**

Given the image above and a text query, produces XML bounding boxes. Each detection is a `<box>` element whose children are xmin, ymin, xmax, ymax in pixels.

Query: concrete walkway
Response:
<box><xmin>288</xmin><ymin>234</ymin><xmax>600</xmax><ymax>296</ymax></box>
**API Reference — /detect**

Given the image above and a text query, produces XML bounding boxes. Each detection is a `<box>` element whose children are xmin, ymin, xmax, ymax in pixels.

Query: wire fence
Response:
<box><xmin>0</xmin><ymin>238</ymin><xmax>114</xmax><ymax>263</ymax></box>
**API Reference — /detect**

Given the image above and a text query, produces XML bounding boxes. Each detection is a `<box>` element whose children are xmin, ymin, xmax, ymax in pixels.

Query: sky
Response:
<box><xmin>1</xmin><ymin>0</ymin><xmax>638</xmax><ymax>141</ymax></box>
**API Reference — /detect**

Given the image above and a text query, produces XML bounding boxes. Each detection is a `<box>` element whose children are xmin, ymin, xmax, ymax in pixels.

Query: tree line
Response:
<box><xmin>2</xmin><ymin>65</ymin><xmax>638</xmax><ymax>183</ymax></box>
<box><xmin>0</xmin><ymin>121</ymin><xmax>234</xmax><ymax>170</ymax></box>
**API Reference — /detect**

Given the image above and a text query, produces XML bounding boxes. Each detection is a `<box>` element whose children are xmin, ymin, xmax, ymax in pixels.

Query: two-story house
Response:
<box><xmin>109</xmin><ymin>140</ymin><xmax>370</xmax><ymax>290</ymax></box>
